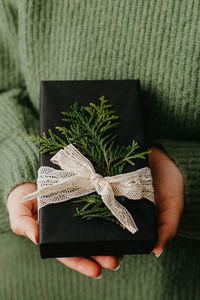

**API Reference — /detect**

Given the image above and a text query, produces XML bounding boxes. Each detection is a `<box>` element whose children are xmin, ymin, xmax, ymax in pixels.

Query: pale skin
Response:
<box><xmin>7</xmin><ymin>146</ymin><xmax>184</xmax><ymax>278</ymax></box>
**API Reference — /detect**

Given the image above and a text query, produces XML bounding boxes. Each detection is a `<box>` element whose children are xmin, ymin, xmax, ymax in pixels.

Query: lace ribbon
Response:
<box><xmin>21</xmin><ymin>143</ymin><xmax>154</xmax><ymax>234</ymax></box>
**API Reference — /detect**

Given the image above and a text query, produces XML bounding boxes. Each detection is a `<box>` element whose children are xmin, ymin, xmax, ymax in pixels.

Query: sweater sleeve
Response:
<box><xmin>149</xmin><ymin>138</ymin><xmax>200</xmax><ymax>239</ymax></box>
<box><xmin>0</xmin><ymin>1</ymin><xmax>39</xmax><ymax>218</ymax></box>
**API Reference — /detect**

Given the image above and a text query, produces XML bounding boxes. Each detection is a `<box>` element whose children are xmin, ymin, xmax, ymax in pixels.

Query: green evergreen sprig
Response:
<box><xmin>29</xmin><ymin>95</ymin><xmax>151</xmax><ymax>229</ymax></box>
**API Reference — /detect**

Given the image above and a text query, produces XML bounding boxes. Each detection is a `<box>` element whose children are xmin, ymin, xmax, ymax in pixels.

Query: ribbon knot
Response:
<box><xmin>21</xmin><ymin>143</ymin><xmax>154</xmax><ymax>234</ymax></box>
<box><xmin>90</xmin><ymin>172</ymin><xmax>104</xmax><ymax>187</ymax></box>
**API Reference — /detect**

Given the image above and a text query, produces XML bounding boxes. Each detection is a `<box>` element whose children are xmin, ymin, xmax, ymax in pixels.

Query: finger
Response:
<box><xmin>153</xmin><ymin>206</ymin><xmax>182</xmax><ymax>257</ymax></box>
<box><xmin>56</xmin><ymin>257</ymin><xmax>102</xmax><ymax>278</ymax></box>
<box><xmin>91</xmin><ymin>255</ymin><xmax>120</xmax><ymax>270</ymax></box>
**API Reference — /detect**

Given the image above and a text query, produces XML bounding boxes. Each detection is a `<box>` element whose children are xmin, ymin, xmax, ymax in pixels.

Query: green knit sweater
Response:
<box><xmin>0</xmin><ymin>0</ymin><xmax>200</xmax><ymax>238</ymax></box>
<box><xmin>0</xmin><ymin>1</ymin><xmax>200</xmax><ymax>241</ymax></box>
<box><xmin>1</xmin><ymin>1</ymin><xmax>200</xmax><ymax>299</ymax></box>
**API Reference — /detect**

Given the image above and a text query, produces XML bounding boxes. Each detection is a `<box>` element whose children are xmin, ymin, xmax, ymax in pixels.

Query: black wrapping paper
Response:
<box><xmin>39</xmin><ymin>80</ymin><xmax>157</xmax><ymax>258</ymax></box>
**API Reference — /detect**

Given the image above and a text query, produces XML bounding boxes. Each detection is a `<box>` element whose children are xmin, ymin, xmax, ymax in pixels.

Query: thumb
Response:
<box><xmin>7</xmin><ymin>183</ymin><xmax>39</xmax><ymax>245</ymax></box>
<box><xmin>152</xmin><ymin>206</ymin><xmax>181</xmax><ymax>257</ymax></box>
<box><xmin>17</xmin><ymin>216</ymin><xmax>38</xmax><ymax>245</ymax></box>
<box><xmin>11</xmin><ymin>214</ymin><xmax>39</xmax><ymax>245</ymax></box>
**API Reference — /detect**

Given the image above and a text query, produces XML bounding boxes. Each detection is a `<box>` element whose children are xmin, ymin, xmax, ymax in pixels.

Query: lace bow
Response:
<box><xmin>21</xmin><ymin>143</ymin><xmax>154</xmax><ymax>234</ymax></box>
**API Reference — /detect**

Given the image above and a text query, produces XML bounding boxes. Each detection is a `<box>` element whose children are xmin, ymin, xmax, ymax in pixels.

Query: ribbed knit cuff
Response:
<box><xmin>0</xmin><ymin>133</ymin><xmax>39</xmax><ymax>212</ymax></box>
<box><xmin>149</xmin><ymin>138</ymin><xmax>200</xmax><ymax>239</ymax></box>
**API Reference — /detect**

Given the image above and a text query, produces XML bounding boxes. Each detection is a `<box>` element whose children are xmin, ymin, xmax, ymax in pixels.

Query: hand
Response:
<box><xmin>148</xmin><ymin>146</ymin><xmax>184</xmax><ymax>257</ymax></box>
<box><xmin>7</xmin><ymin>182</ymin><xmax>122</xmax><ymax>278</ymax></box>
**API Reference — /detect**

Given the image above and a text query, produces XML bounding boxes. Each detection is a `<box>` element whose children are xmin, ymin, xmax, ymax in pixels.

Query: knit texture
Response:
<box><xmin>1</xmin><ymin>232</ymin><xmax>200</xmax><ymax>300</ymax></box>
<box><xmin>0</xmin><ymin>0</ymin><xmax>200</xmax><ymax>298</ymax></box>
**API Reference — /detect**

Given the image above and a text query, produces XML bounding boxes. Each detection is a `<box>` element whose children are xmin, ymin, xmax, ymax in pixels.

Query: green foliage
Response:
<box><xmin>30</xmin><ymin>128</ymin><xmax>67</xmax><ymax>154</ymax></box>
<box><xmin>29</xmin><ymin>95</ymin><xmax>151</xmax><ymax>228</ymax></box>
<box><xmin>73</xmin><ymin>193</ymin><xmax>126</xmax><ymax>228</ymax></box>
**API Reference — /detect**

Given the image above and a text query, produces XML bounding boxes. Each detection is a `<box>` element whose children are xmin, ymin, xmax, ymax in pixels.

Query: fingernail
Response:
<box><xmin>153</xmin><ymin>249</ymin><xmax>163</xmax><ymax>258</ymax></box>
<box><xmin>25</xmin><ymin>230</ymin><xmax>37</xmax><ymax>245</ymax></box>
<box><xmin>111</xmin><ymin>264</ymin><xmax>120</xmax><ymax>271</ymax></box>
<box><xmin>94</xmin><ymin>273</ymin><xmax>102</xmax><ymax>279</ymax></box>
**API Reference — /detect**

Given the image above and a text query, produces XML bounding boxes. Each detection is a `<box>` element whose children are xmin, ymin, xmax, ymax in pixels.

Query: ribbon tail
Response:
<box><xmin>21</xmin><ymin>175</ymin><xmax>83</xmax><ymax>203</ymax></box>
<box><xmin>98</xmin><ymin>181</ymin><xmax>138</xmax><ymax>234</ymax></box>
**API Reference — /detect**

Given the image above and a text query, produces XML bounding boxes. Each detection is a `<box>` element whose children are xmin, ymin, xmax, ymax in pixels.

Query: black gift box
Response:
<box><xmin>39</xmin><ymin>80</ymin><xmax>157</xmax><ymax>258</ymax></box>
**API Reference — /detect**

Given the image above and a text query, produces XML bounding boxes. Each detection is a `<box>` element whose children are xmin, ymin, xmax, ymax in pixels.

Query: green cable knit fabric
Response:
<box><xmin>0</xmin><ymin>1</ymin><xmax>200</xmax><ymax>299</ymax></box>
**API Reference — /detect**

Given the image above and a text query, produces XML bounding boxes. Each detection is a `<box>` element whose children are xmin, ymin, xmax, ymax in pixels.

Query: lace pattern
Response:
<box><xmin>21</xmin><ymin>144</ymin><xmax>155</xmax><ymax>234</ymax></box>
